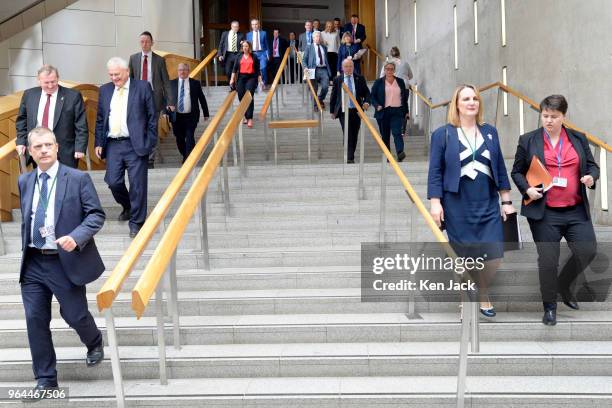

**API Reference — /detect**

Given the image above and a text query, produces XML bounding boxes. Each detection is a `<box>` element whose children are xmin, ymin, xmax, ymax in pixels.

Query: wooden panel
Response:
<box><xmin>359</xmin><ymin>0</ymin><xmax>376</xmax><ymax>80</ymax></box>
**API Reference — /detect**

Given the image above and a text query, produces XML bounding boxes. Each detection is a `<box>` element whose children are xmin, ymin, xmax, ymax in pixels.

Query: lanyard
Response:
<box><xmin>35</xmin><ymin>174</ymin><xmax>58</xmax><ymax>221</ymax></box>
<box><xmin>544</xmin><ymin>130</ymin><xmax>563</xmax><ymax>176</ymax></box>
<box><xmin>459</xmin><ymin>127</ymin><xmax>478</xmax><ymax>161</ymax></box>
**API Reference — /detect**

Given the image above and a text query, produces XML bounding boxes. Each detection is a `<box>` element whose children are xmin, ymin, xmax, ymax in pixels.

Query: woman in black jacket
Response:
<box><xmin>511</xmin><ymin>94</ymin><xmax>599</xmax><ymax>326</ymax></box>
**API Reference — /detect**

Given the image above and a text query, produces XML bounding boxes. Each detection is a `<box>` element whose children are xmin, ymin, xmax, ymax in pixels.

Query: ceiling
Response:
<box><xmin>0</xmin><ymin>0</ymin><xmax>42</xmax><ymax>25</ymax></box>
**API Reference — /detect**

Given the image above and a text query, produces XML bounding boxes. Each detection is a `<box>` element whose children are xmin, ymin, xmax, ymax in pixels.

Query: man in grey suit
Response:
<box><xmin>298</xmin><ymin>20</ymin><xmax>314</xmax><ymax>52</ymax></box>
<box><xmin>15</xmin><ymin>65</ymin><xmax>88</xmax><ymax>168</ymax></box>
<box><xmin>302</xmin><ymin>32</ymin><xmax>332</xmax><ymax>110</ymax></box>
<box><xmin>129</xmin><ymin>31</ymin><xmax>173</xmax><ymax>167</ymax></box>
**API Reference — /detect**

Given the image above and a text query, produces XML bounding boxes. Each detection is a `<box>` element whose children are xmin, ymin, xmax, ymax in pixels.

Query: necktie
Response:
<box><xmin>353</xmin><ymin>25</ymin><xmax>356</xmax><ymax>41</ymax></box>
<box><xmin>111</xmin><ymin>87</ymin><xmax>125</xmax><ymax>136</ymax></box>
<box><xmin>32</xmin><ymin>172</ymin><xmax>49</xmax><ymax>248</ymax></box>
<box><xmin>41</xmin><ymin>93</ymin><xmax>51</xmax><ymax>128</ymax></box>
<box><xmin>347</xmin><ymin>76</ymin><xmax>355</xmax><ymax>108</ymax></box>
<box><xmin>317</xmin><ymin>45</ymin><xmax>323</xmax><ymax>66</ymax></box>
<box><xmin>231</xmin><ymin>32</ymin><xmax>237</xmax><ymax>52</ymax></box>
<box><xmin>178</xmin><ymin>80</ymin><xmax>185</xmax><ymax>113</ymax></box>
<box><xmin>307</xmin><ymin>31</ymin><xmax>312</xmax><ymax>44</ymax></box>
<box><xmin>274</xmin><ymin>38</ymin><xmax>278</xmax><ymax>56</ymax></box>
<box><xmin>142</xmin><ymin>54</ymin><xmax>148</xmax><ymax>81</ymax></box>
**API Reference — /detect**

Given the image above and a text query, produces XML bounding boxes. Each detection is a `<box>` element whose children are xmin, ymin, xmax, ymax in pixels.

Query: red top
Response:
<box><xmin>543</xmin><ymin>128</ymin><xmax>582</xmax><ymax>207</ymax></box>
<box><xmin>239</xmin><ymin>54</ymin><xmax>255</xmax><ymax>74</ymax></box>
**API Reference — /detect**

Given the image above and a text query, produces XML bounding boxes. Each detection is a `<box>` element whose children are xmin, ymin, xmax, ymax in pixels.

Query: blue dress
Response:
<box><xmin>442</xmin><ymin>130</ymin><xmax>504</xmax><ymax>260</ymax></box>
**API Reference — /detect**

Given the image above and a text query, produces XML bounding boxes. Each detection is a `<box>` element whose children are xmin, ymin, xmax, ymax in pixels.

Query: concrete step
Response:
<box><xmin>1</xmin><ymin>312</ymin><xmax>612</xmax><ymax>348</ymax></box>
<box><xmin>0</xmin><ymin>376</ymin><xmax>610</xmax><ymax>407</ymax></box>
<box><xmin>1</xmin><ymin>341</ymin><xmax>612</xmax><ymax>382</ymax></box>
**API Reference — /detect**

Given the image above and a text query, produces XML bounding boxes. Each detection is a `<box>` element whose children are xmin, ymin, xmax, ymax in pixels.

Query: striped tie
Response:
<box><xmin>231</xmin><ymin>32</ymin><xmax>237</xmax><ymax>52</ymax></box>
<box><xmin>110</xmin><ymin>87</ymin><xmax>124</xmax><ymax>136</ymax></box>
<box><xmin>32</xmin><ymin>173</ymin><xmax>49</xmax><ymax>248</ymax></box>
<box><xmin>178</xmin><ymin>80</ymin><xmax>185</xmax><ymax>113</ymax></box>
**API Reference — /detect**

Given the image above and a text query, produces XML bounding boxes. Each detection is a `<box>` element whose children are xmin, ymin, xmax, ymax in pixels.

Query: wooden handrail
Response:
<box><xmin>295</xmin><ymin>50</ymin><xmax>322</xmax><ymax>112</ymax></box>
<box><xmin>0</xmin><ymin>139</ymin><xmax>16</xmax><ymax>164</ymax></box>
<box><xmin>365</xmin><ymin>44</ymin><xmax>384</xmax><ymax>60</ymax></box>
<box><xmin>341</xmin><ymin>82</ymin><xmax>457</xmax><ymax>256</ymax></box>
<box><xmin>190</xmin><ymin>49</ymin><xmax>218</xmax><ymax>79</ymax></box>
<box><xmin>259</xmin><ymin>47</ymin><xmax>291</xmax><ymax>120</ymax></box>
<box><xmin>131</xmin><ymin>92</ymin><xmax>253</xmax><ymax>318</ymax></box>
<box><xmin>95</xmin><ymin>91</ymin><xmax>237</xmax><ymax>312</ymax></box>
<box><xmin>268</xmin><ymin>119</ymin><xmax>319</xmax><ymax>129</ymax></box>
<box><xmin>410</xmin><ymin>85</ymin><xmax>433</xmax><ymax>108</ymax></box>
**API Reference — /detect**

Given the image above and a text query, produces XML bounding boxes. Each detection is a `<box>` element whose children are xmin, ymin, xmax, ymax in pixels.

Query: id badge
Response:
<box><xmin>552</xmin><ymin>177</ymin><xmax>567</xmax><ymax>188</ymax></box>
<box><xmin>39</xmin><ymin>225</ymin><xmax>55</xmax><ymax>238</ymax></box>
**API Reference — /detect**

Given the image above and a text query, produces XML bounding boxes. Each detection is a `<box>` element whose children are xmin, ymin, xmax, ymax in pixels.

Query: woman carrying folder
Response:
<box><xmin>427</xmin><ymin>84</ymin><xmax>515</xmax><ymax>317</ymax></box>
<box><xmin>511</xmin><ymin>94</ymin><xmax>599</xmax><ymax>326</ymax></box>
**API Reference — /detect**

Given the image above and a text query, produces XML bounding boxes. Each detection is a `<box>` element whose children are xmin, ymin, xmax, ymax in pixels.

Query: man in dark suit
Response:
<box><xmin>342</xmin><ymin>14</ymin><xmax>366</xmax><ymax>48</ymax></box>
<box><xmin>95</xmin><ymin>57</ymin><xmax>157</xmax><ymax>238</ymax></box>
<box><xmin>217</xmin><ymin>20</ymin><xmax>245</xmax><ymax>83</ymax></box>
<box><xmin>302</xmin><ymin>31</ymin><xmax>332</xmax><ymax>110</ymax></box>
<box><xmin>129</xmin><ymin>31</ymin><xmax>173</xmax><ymax>167</ymax></box>
<box><xmin>15</xmin><ymin>65</ymin><xmax>88</xmax><ymax>168</ymax></box>
<box><xmin>329</xmin><ymin>58</ymin><xmax>370</xmax><ymax>163</ymax></box>
<box><xmin>169</xmin><ymin>63</ymin><xmax>210</xmax><ymax>162</ymax></box>
<box><xmin>246</xmin><ymin>19</ymin><xmax>270</xmax><ymax>88</ymax></box>
<box><xmin>298</xmin><ymin>20</ymin><xmax>314</xmax><ymax>52</ymax></box>
<box><xmin>19</xmin><ymin>127</ymin><xmax>105</xmax><ymax>398</ymax></box>
<box><xmin>288</xmin><ymin>32</ymin><xmax>299</xmax><ymax>84</ymax></box>
<box><xmin>268</xmin><ymin>29</ymin><xmax>288</xmax><ymax>85</ymax></box>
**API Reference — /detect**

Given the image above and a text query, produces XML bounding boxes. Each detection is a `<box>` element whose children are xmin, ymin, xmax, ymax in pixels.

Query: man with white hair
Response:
<box><xmin>95</xmin><ymin>57</ymin><xmax>156</xmax><ymax>238</ymax></box>
<box><xmin>302</xmin><ymin>31</ymin><xmax>332</xmax><ymax>110</ymax></box>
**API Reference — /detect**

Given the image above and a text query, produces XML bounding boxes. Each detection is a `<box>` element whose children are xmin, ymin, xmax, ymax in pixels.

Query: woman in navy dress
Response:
<box><xmin>337</xmin><ymin>32</ymin><xmax>361</xmax><ymax>76</ymax></box>
<box><xmin>427</xmin><ymin>84</ymin><xmax>516</xmax><ymax>317</ymax></box>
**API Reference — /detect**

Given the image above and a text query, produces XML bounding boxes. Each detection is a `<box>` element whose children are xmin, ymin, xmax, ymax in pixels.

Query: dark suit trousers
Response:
<box><xmin>527</xmin><ymin>204</ymin><xmax>597</xmax><ymax>307</ymax></box>
<box><xmin>327</xmin><ymin>52</ymin><xmax>338</xmax><ymax>81</ymax></box>
<box><xmin>376</xmin><ymin>107</ymin><xmax>405</xmax><ymax>155</ymax></box>
<box><xmin>237</xmin><ymin>73</ymin><xmax>258</xmax><ymax>120</ymax></box>
<box><xmin>21</xmin><ymin>249</ymin><xmax>102</xmax><ymax>385</ymax></box>
<box><xmin>338</xmin><ymin>108</ymin><xmax>361</xmax><ymax>161</ymax></box>
<box><xmin>104</xmin><ymin>139</ymin><xmax>148</xmax><ymax>230</ymax></box>
<box><xmin>224</xmin><ymin>52</ymin><xmax>240</xmax><ymax>81</ymax></box>
<box><xmin>173</xmin><ymin>113</ymin><xmax>197</xmax><ymax>162</ymax></box>
<box><xmin>269</xmin><ymin>56</ymin><xmax>283</xmax><ymax>84</ymax></box>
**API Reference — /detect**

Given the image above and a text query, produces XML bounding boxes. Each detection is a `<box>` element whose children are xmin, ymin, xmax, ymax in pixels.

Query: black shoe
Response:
<box><xmin>118</xmin><ymin>207</ymin><xmax>130</xmax><ymax>222</ymax></box>
<box><xmin>542</xmin><ymin>309</ymin><xmax>557</xmax><ymax>326</ymax></box>
<box><xmin>347</xmin><ymin>159</ymin><xmax>355</xmax><ymax>164</ymax></box>
<box><xmin>22</xmin><ymin>383</ymin><xmax>58</xmax><ymax>402</ymax></box>
<box><xmin>479</xmin><ymin>306</ymin><xmax>496</xmax><ymax>318</ymax></box>
<box><xmin>86</xmin><ymin>343</ymin><xmax>104</xmax><ymax>367</ymax></box>
<box><xmin>397</xmin><ymin>151</ymin><xmax>406</xmax><ymax>162</ymax></box>
<box><xmin>561</xmin><ymin>291</ymin><xmax>579</xmax><ymax>310</ymax></box>
<box><xmin>148</xmin><ymin>160</ymin><xmax>155</xmax><ymax>169</ymax></box>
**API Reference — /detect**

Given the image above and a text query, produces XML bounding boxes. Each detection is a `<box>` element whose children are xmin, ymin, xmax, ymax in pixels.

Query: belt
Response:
<box><xmin>546</xmin><ymin>204</ymin><xmax>578</xmax><ymax>212</ymax></box>
<box><xmin>28</xmin><ymin>247</ymin><xmax>59</xmax><ymax>256</ymax></box>
<box><xmin>108</xmin><ymin>137</ymin><xmax>130</xmax><ymax>141</ymax></box>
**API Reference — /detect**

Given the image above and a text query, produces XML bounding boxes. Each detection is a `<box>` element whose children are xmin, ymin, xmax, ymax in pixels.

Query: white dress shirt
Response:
<box><xmin>177</xmin><ymin>78</ymin><xmax>191</xmax><ymax>114</ymax></box>
<box><xmin>342</xmin><ymin>74</ymin><xmax>356</xmax><ymax>112</ymax></box>
<box><xmin>36</xmin><ymin>88</ymin><xmax>59</xmax><ymax>129</ymax></box>
<box><xmin>315</xmin><ymin>44</ymin><xmax>326</xmax><ymax>67</ymax></box>
<box><xmin>140</xmin><ymin>51</ymin><xmax>154</xmax><ymax>89</ymax></box>
<box><xmin>29</xmin><ymin>160</ymin><xmax>59</xmax><ymax>249</ymax></box>
<box><xmin>252</xmin><ymin>31</ymin><xmax>261</xmax><ymax>51</ymax></box>
<box><xmin>108</xmin><ymin>78</ymin><xmax>130</xmax><ymax>138</ymax></box>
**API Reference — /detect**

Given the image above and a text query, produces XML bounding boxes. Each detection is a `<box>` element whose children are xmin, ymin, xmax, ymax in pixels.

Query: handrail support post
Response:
<box><xmin>343</xmin><ymin>88</ymin><xmax>349</xmax><ymax>165</ymax></box>
<box><xmin>378</xmin><ymin>153</ymin><xmax>387</xmax><ymax>243</ymax></box>
<box><xmin>358</xmin><ymin>122</ymin><xmax>365</xmax><ymax>200</ymax></box>
<box><xmin>105</xmin><ymin>308</ymin><xmax>125</xmax><ymax>408</ymax></box>
<box><xmin>155</xmin><ymin>283</ymin><xmax>168</xmax><ymax>385</ymax></box>
<box><xmin>200</xmin><ymin>194</ymin><xmax>211</xmax><ymax>271</ymax></box>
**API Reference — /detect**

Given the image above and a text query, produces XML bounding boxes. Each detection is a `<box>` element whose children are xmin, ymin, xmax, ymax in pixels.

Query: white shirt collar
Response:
<box><xmin>142</xmin><ymin>51</ymin><xmax>152</xmax><ymax>58</ymax></box>
<box><xmin>37</xmin><ymin>159</ymin><xmax>59</xmax><ymax>179</ymax></box>
<box><xmin>43</xmin><ymin>88</ymin><xmax>59</xmax><ymax>97</ymax></box>
<box><xmin>116</xmin><ymin>78</ymin><xmax>130</xmax><ymax>92</ymax></box>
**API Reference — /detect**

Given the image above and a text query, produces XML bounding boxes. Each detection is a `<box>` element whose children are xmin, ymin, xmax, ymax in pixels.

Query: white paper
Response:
<box><xmin>304</xmin><ymin>68</ymin><xmax>316</xmax><ymax>81</ymax></box>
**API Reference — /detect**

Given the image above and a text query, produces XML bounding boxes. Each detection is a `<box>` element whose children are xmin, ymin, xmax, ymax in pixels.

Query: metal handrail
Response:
<box><xmin>95</xmin><ymin>91</ymin><xmax>236</xmax><ymax>312</ymax></box>
<box><xmin>131</xmin><ymin>92</ymin><xmax>252</xmax><ymax>318</ymax></box>
<box><xmin>259</xmin><ymin>47</ymin><xmax>291</xmax><ymax>120</ymax></box>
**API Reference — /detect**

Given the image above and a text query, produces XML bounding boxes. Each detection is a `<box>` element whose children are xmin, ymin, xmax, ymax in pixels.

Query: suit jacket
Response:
<box><xmin>298</xmin><ymin>31</ymin><xmax>314</xmax><ymax>52</ymax></box>
<box><xmin>246</xmin><ymin>30</ymin><xmax>269</xmax><ymax>58</ymax></box>
<box><xmin>19</xmin><ymin>163</ymin><xmax>105</xmax><ymax>285</ymax></box>
<box><xmin>511</xmin><ymin>127</ymin><xmax>599</xmax><ymax>220</ymax></box>
<box><xmin>15</xmin><ymin>85</ymin><xmax>88</xmax><ymax>166</ymax></box>
<box><xmin>268</xmin><ymin>36</ymin><xmax>289</xmax><ymax>59</ymax></box>
<box><xmin>217</xmin><ymin>30</ymin><xmax>245</xmax><ymax>58</ymax></box>
<box><xmin>342</xmin><ymin>23</ymin><xmax>366</xmax><ymax>47</ymax></box>
<box><xmin>302</xmin><ymin>43</ymin><xmax>332</xmax><ymax>77</ymax></box>
<box><xmin>337</xmin><ymin>43</ymin><xmax>362</xmax><ymax>74</ymax></box>
<box><xmin>427</xmin><ymin>123</ymin><xmax>512</xmax><ymax>199</ymax></box>
<box><xmin>370</xmin><ymin>76</ymin><xmax>410</xmax><ymax>120</ymax></box>
<box><xmin>329</xmin><ymin>73</ymin><xmax>371</xmax><ymax>116</ymax></box>
<box><xmin>169</xmin><ymin>77</ymin><xmax>209</xmax><ymax>125</ymax></box>
<box><xmin>129</xmin><ymin>51</ymin><xmax>173</xmax><ymax>112</ymax></box>
<box><xmin>94</xmin><ymin>79</ymin><xmax>157</xmax><ymax>159</ymax></box>
<box><xmin>231</xmin><ymin>53</ymin><xmax>261</xmax><ymax>77</ymax></box>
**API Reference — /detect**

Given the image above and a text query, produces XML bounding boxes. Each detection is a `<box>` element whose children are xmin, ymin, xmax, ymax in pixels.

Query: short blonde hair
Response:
<box><xmin>447</xmin><ymin>84</ymin><xmax>484</xmax><ymax>127</ymax></box>
<box><xmin>341</xmin><ymin>32</ymin><xmax>352</xmax><ymax>44</ymax></box>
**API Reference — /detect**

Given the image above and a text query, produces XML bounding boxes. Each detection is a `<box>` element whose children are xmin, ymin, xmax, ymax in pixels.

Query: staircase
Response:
<box><xmin>0</xmin><ymin>84</ymin><xmax>611</xmax><ymax>407</ymax></box>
